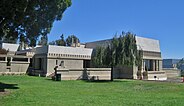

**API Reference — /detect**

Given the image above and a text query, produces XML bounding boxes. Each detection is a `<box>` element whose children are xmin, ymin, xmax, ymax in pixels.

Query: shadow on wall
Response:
<box><xmin>0</xmin><ymin>82</ymin><xmax>19</xmax><ymax>92</ymax></box>
<box><xmin>76</xmin><ymin>69</ymin><xmax>89</xmax><ymax>80</ymax></box>
<box><xmin>82</xmin><ymin>68</ymin><xmax>89</xmax><ymax>80</ymax></box>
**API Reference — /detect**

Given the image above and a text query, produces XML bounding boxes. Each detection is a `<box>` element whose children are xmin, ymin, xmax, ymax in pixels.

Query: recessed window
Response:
<box><xmin>7</xmin><ymin>57</ymin><xmax>11</xmax><ymax>66</ymax></box>
<box><xmin>0</xmin><ymin>57</ymin><xmax>5</xmax><ymax>61</ymax></box>
<box><xmin>12</xmin><ymin>58</ymin><xmax>28</xmax><ymax>62</ymax></box>
<box><xmin>59</xmin><ymin>61</ymin><xmax>64</xmax><ymax>67</ymax></box>
<box><xmin>56</xmin><ymin>60</ymin><xmax>58</xmax><ymax>65</ymax></box>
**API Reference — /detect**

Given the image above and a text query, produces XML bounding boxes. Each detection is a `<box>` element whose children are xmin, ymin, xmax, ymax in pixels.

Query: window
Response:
<box><xmin>12</xmin><ymin>58</ymin><xmax>28</xmax><ymax>62</ymax></box>
<box><xmin>29</xmin><ymin>58</ymin><xmax>33</xmax><ymax>67</ymax></box>
<box><xmin>56</xmin><ymin>60</ymin><xmax>58</xmax><ymax>65</ymax></box>
<box><xmin>0</xmin><ymin>57</ymin><xmax>5</xmax><ymax>61</ymax></box>
<box><xmin>59</xmin><ymin>61</ymin><xmax>64</xmax><ymax>67</ymax></box>
<box><xmin>7</xmin><ymin>57</ymin><xmax>11</xmax><ymax>66</ymax></box>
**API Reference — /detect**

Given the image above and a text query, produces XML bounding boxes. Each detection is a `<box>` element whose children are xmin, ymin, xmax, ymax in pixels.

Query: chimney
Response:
<box><xmin>71</xmin><ymin>37</ymin><xmax>75</xmax><ymax>47</ymax></box>
<box><xmin>76</xmin><ymin>39</ymin><xmax>78</xmax><ymax>47</ymax></box>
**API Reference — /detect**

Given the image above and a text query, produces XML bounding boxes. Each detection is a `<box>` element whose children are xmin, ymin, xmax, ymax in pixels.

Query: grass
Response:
<box><xmin>0</xmin><ymin>76</ymin><xmax>184</xmax><ymax>106</ymax></box>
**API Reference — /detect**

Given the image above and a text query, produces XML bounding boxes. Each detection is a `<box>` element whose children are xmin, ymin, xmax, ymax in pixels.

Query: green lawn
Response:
<box><xmin>0</xmin><ymin>76</ymin><xmax>184</xmax><ymax>106</ymax></box>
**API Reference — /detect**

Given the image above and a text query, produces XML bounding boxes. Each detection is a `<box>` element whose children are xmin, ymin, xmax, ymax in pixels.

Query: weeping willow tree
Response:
<box><xmin>91</xmin><ymin>32</ymin><xmax>142</xmax><ymax>68</ymax></box>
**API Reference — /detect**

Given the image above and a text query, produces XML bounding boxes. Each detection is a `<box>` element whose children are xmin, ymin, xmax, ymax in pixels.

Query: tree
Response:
<box><xmin>111</xmin><ymin>36</ymin><xmax>119</xmax><ymax>66</ymax></box>
<box><xmin>0</xmin><ymin>0</ymin><xmax>72</xmax><ymax>46</ymax></box>
<box><xmin>66</xmin><ymin>35</ymin><xmax>80</xmax><ymax>46</ymax></box>
<box><xmin>103</xmin><ymin>45</ymin><xmax>112</xmax><ymax>67</ymax></box>
<box><xmin>49</xmin><ymin>34</ymin><xmax>67</xmax><ymax>46</ymax></box>
<box><xmin>55</xmin><ymin>34</ymin><xmax>66</xmax><ymax>46</ymax></box>
<box><xmin>91</xmin><ymin>32</ymin><xmax>142</xmax><ymax>68</ymax></box>
<box><xmin>0</xmin><ymin>48</ymin><xmax>8</xmax><ymax>54</ymax></box>
<box><xmin>49</xmin><ymin>41</ymin><xmax>56</xmax><ymax>45</ymax></box>
<box><xmin>91</xmin><ymin>46</ymin><xmax>105</xmax><ymax>68</ymax></box>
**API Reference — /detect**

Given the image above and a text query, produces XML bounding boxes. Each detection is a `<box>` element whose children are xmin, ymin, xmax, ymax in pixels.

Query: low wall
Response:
<box><xmin>113</xmin><ymin>66</ymin><xmax>138</xmax><ymax>79</ymax></box>
<box><xmin>0</xmin><ymin>61</ymin><xmax>7</xmax><ymax>72</ymax></box>
<box><xmin>29</xmin><ymin>69</ymin><xmax>47</xmax><ymax>77</ymax></box>
<box><xmin>0</xmin><ymin>55</ymin><xmax>30</xmax><ymax>75</ymax></box>
<box><xmin>54</xmin><ymin>68</ymin><xmax>111</xmax><ymax>80</ymax></box>
<box><xmin>0</xmin><ymin>61</ymin><xmax>29</xmax><ymax>75</ymax></box>
<box><xmin>146</xmin><ymin>71</ymin><xmax>167</xmax><ymax>80</ymax></box>
<box><xmin>163</xmin><ymin>68</ymin><xmax>181</xmax><ymax>78</ymax></box>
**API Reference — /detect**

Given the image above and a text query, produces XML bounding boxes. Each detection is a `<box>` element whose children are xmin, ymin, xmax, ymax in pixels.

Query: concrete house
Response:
<box><xmin>0</xmin><ymin>36</ymin><xmax>167</xmax><ymax>80</ymax></box>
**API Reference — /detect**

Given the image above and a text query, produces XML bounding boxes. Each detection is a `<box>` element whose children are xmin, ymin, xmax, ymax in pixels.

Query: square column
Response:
<box><xmin>156</xmin><ymin>60</ymin><xmax>159</xmax><ymax>71</ymax></box>
<box><xmin>141</xmin><ymin>59</ymin><xmax>146</xmax><ymax>72</ymax></box>
<box><xmin>159</xmin><ymin>60</ymin><xmax>163</xmax><ymax>71</ymax></box>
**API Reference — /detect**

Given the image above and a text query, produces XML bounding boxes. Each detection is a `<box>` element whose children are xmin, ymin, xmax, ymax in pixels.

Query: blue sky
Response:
<box><xmin>48</xmin><ymin>0</ymin><xmax>184</xmax><ymax>59</ymax></box>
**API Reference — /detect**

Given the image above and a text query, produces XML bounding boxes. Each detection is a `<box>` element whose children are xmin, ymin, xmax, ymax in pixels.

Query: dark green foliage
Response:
<box><xmin>91</xmin><ymin>32</ymin><xmax>142</xmax><ymax>68</ymax></box>
<box><xmin>91</xmin><ymin>46</ymin><xmax>105</xmax><ymax>68</ymax></box>
<box><xmin>66</xmin><ymin>35</ymin><xmax>80</xmax><ymax>46</ymax></box>
<box><xmin>103</xmin><ymin>45</ymin><xmax>112</xmax><ymax>67</ymax></box>
<box><xmin>0</xmin><ymin>48</ymin><xmax>8</xmax><ymax>54</ymax></box>
<box><xmin>55</xmin><ymin>34</ymin><xmax>66</xmax><ymax>46</ymax></box>
<box><xmin>49</xmin><ymin>34</ymin><xmax>80</xmax><ymax>46</ymax></box>
<box><xmin>48</xmin><ymin>41</ymin><xmax>56</xmax><ymax>45</ymax></box>
<box><xmin>0</xmin><ymin>0</ymin><xmax>72</xmax><ymax>46</ymax></box>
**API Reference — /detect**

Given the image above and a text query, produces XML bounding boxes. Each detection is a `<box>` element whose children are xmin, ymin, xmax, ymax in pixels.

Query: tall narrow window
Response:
<box><xmin>56</xmin><ymin>60</ymin><xmax>58</xmax><ymax>65</ymax></box>
<box><xmin>7</xmin><ymin>57</ymin><xmax>11</xmax><ymax>66</ymax></box>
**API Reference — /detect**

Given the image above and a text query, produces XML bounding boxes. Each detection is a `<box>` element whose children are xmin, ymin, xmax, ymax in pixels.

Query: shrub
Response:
<box><xmin>0</xmin><ymin>48</ymin><xmax>8</xmax><ymax>54</ymax></box>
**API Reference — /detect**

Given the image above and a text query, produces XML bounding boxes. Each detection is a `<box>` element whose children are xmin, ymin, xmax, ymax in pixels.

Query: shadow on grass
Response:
<box><xmin>45</xmin><ymin>78</ymin><xmax>53</xmax><ymax>81</ymax></box>
<box><xmin>83</xmin><ymin>79</ymin><xmax>129</xmax><ymax>83</ymax></box>
<box><xmin>0</xmin><ymin>82</ymin><xmax>19</xmax><ymax>92</ymax></box>
<box><xmin>45</xmin><ymin>77</ymin><xmax>130</xmax><ymax>83</ymax></box>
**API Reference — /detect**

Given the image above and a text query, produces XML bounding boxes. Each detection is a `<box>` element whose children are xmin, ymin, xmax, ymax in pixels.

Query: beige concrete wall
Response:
<box><xmin>47</xmin><ymin>59</ymin><xmax>83</xmax><ymax>74</ymax></box>
<box><xmin>10</xmin><ymin>62</ymin><xmax>29</xmax><ymax>72</ymax></box>
<box><xmin>0</xmin><ymin>61</ymin><xmax>8</xmax><ymax>72</ymax></box>
<box><xmin>113</xmin><ymin>66</ymin><xmax>138</xmax><ymax>79</ymax></box>
<box><xmin>163</xmin><ymin>68</ymin><xmax>180</xmax><ymax>78</ymax></box>
<box><xmin>0</xmin><ymin>55</ymin><xmax>30</xmax><ymax>75</ymax></box>
<box><xmin>146</xmin><ymin>71</ymin><xmax>167</xmax><ymax>80</ymax></box>
<box><xmin>0</xmin><ymin>61</ymin><xmax>29</xmax><ymax>74</ymax></box>
<box><xmin>64</xmin><ymin>60</ymin><xmax>83</xmax><ymax>69</ymax></box>
<box><xmin>54</xmin><ymin>68</ymin><xmax>111</xmax><ymax>80</ymax></box>
<box><xmin>159</xmin><ymin>60</ymin><xmax>163</xmax><ymax>71</ymax></box>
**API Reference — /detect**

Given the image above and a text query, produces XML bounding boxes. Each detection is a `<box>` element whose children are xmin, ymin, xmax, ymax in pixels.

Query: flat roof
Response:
<box><xmin>35</xmin><ymin>45</ymin><xmax>93</xmax><ymax>56</ymax></box>
<box><xmin>85</xmin><ymin>36</ymin><xmax>161</xmax><ymax>53</ymax></box>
